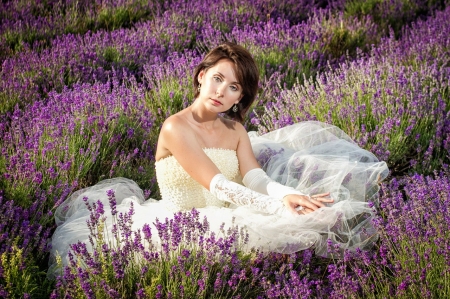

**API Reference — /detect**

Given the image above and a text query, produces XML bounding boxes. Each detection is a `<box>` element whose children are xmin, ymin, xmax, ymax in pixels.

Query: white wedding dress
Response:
<box><xmin>48</xmin><ymin>121</ymin><xmax>389</xmax><ymax>276</ymax></box>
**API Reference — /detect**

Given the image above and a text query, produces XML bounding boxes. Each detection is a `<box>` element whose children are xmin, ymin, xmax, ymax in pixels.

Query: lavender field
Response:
<box><xmin>1</xmin><ymin>0</ymin><xmax>450</xmax><ymax>297</ymax></box>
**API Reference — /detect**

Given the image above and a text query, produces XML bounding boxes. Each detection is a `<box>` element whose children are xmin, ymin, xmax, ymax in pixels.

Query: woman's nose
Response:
<box><xmin>216</xmin><ymin>85</ymin><xmax>224</xmax><ymax>97</ymax></box>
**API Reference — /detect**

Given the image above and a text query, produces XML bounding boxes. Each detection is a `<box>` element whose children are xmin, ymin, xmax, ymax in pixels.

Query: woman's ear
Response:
<box><xmin>198</xmin><ymin>69</ymin><xmax>205</xmax><ymax>84</ymax></box>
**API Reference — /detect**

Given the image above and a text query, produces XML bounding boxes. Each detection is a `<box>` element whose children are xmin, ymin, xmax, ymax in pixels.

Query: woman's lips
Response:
<box><xmin>211</xmin><ymin>99</ymin><xmax>222</xmax><ymax>106</ymax></box>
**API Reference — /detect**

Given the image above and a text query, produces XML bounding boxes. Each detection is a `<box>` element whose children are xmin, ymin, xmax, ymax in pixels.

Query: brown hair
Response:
<box><xmin>193</xmin><ymin>42</ymin><xmax>259</xmax><ymax>122</ymax></box>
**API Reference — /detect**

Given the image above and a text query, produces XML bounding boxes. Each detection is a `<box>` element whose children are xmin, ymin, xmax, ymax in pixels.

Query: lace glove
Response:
<box><xmin>242</xmin><ymin>168</ymin><xmax>305</xmax><ymax>199</ymax></box>
<box><xmin>209</xmin><ymin>174</ymin><xmax>286</xmax><ymax>216</ymax></box>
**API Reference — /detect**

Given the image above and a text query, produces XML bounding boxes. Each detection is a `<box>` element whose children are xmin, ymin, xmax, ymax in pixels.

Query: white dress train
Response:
<box><xmin>48</xmin><ymin>121</ymin><xmax>389</xmax><ymax>277</ymax></box>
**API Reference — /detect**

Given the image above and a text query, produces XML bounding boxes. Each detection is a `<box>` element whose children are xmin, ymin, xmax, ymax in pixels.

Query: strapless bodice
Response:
<box><xmin>155</xmin><ymin>148</ymin><xmax>240</xmax><ymax>211</ymax></box>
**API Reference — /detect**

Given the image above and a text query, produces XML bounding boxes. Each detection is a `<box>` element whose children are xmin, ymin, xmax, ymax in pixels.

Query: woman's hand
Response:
<box><xmin>282</xmin><ymin>193</ymin><xmax>334</xmax><ymax>215</ymax></box>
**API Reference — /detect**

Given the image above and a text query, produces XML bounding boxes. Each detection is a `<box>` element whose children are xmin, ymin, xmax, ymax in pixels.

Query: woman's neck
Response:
<box><xmin>188</xmin><ymin>100</ymin><xmax>220</xmax><ymax>131</ymax></box>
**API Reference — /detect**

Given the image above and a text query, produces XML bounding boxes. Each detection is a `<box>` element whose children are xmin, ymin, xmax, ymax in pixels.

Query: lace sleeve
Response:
<box><xmin>209</xmin><ymin>174</ymin><xmax>285</xmax><ymax>215</ymax></box>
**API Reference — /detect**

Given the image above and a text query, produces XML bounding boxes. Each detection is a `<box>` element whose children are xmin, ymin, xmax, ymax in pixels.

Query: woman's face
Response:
<box><xmin>197</xmin><ymin>59</ymin><xmax>243</xmax><ymax>113</ymax></box>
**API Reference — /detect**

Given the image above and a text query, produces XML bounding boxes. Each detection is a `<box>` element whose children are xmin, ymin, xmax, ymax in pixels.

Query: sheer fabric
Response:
<box><xmin>49</xmin><ymin>121</ymin><xmax>389</xmax><ymax>277</ymax></box>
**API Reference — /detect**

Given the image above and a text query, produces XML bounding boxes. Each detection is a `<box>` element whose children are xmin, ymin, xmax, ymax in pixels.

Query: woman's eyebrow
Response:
<box><xmin>216</xmin><ymin>72</ymin><xmax>241</xmax><ymax>85</ymax></box>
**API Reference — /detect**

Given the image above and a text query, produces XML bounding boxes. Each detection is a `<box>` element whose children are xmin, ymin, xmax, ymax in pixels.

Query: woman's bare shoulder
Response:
<box><xmin>156</xmin><ymin>114</ymin><xmax>196</xmax><ymax>159</ymax></box>
<box><xmin>161</xmin><ymin>114</ymin><xmax>191</xmax><ymax>135</ymax></box>
<box><xmin>161</xmin><ymin>114</ymin><xmax>181</xmax><ymax>128</ymax></box>
<box><xmin>161</xmin><ymin>114</ymin><xmax>197</xmax><ymax>143</ymax></box>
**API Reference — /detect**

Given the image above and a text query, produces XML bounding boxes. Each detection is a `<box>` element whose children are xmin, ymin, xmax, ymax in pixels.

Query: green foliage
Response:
<box><xmin>1</xmin><ymin>89</ymin><xmax>159</xmax><ymax>207</ymax></box>
<box><xmin>143</xmin><ymin>56</ymin><xmax>197</xmax><ymax>126</ymax></box>
<box><xmin>0</xmin><ymin>245</ymin><xmax>52</xmax><ymax>298</ymax></box>
<box><xmin>99</xmin><ymin>46</ymin><xmax>141</xmax><ymax>74</ymax></box>
<box><xmin>146</xmin><ymin>87</ymin><xmax>191</xmax><ymax>126</ymax></box>
<box><xmin>82</xmin><ymin>113</ymin><xmax>158</xmax><ymax>193</ymax></box>
<box><xmin>97</xmin><ymin>6</ymin><xmax>150</xmax><ymax>31</ymax></box>
<box><xmin>258</xmin><ymin>55</ymin><xmax>449</xmax><ymax>175</ymax></box>
<box><xmin>323</xmin><ymin>24</ymin><xmax>370</xmax><ymax>59</ymax></box>
<box><xmin>355</xmin><ymin>182</ymin><xmax>450</xmax><ymax>298</ymax></box>
<box><xmin>0</xmin><ymin>92</ymin><xmax>20</xmax><ymax>115</ymax></box>
<box><xmin>51</xmin><ymin>210</ymin><xmax>260</xmax><ymax>298</ymax></box>
<box><xmin>102</xmin><ymin>46</ymin><xmax>122</xmax><ymax>64</ymax></box>
<box><xmin>254</xmin><ymin>47</ymin><xmax>315</xmax><ymax>88</ymax></box>
<box><xmin>3</xmin><ymin>30</ymin><xmax>25</xmax><ymax>54</ymax></box>
<box><xmin>0</xmin><ymin>0</ymin><xmax>155</xmax><ymax>56</ymax></box>
<box><xmin>345</xmin><ymin>0</ymin><xmax>404</xmax><ymax>36</ymax></box>
<box><xmin>318</xmin><ymin>11</ymin><xmax>381</xmax><ymax>61</ymax></box>
<box><xmin>345</xmin><ymin>0</ymin><xmax>381</xmax><ymax>16</ymax></box>
<box><xmin>62</xmin><ymin>2</ymin><xmax>97</xmax><ymax>36</ymax></box>
<box><xmin>242</xmin><ymin>44</ymin><xmax>320</xmax><ymax>91</ymax></box>
<box><xmin>344</xmin><ymin>0</ymin><xmax>448</xmax><ymax>38</ymax></box>
<box><xmin>58</xmin><ymin>114</ymin><xmax>155</xmax><ymax>191</ymax></box>
<box><xmin>153</xmin><ymin>12</ymin><xmax>202</xmax><ymax>51</ymax></box>
<box><xmin>1</xmin><ymin>29</ymin><xmax>55</xmax><ymax>61</ymax></box>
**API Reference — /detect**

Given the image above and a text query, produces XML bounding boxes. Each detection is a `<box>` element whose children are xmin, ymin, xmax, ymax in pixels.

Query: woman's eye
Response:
<box><xmin>213</xmin><ymin>76</ymin><xmax>221</xmax><ymax>82</ymax></box>
<box><xmin>230</xmin><ymin>86</ymin><xmax>238</xmax><ymax>91</ymax></box>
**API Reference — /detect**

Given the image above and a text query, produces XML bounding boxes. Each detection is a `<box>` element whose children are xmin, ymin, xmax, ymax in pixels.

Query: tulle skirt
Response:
<box><xmin>48</xmin><ymin>121</ymin><xmax>389</xmax><ymax>277</ymax></box>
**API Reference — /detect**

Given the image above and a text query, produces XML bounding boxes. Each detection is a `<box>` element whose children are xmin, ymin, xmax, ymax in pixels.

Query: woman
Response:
<box><xmin>49</xmin><ymin>42</ymin><xmax>388</xmax><ymax>275</ymax></box>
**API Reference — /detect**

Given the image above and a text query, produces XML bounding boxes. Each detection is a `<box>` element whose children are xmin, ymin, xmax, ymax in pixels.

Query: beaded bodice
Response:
<box><xmin>155</xmin><ymin>148</ymin><xmax>240</xmax><ymax>211</ymax></box>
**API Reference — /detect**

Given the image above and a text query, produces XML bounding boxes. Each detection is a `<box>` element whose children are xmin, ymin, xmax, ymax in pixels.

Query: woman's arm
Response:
<box><xmin>159</xmin><ymin>116</ymin><xmax>331</xmax><ymax>215</ymax></box>
<box><xmin>158</xmin><ymin>116</ymin><xmax>293</xmax><ymax>215</ymax></box>
<box><xmin>158</xmin><ymin>116</ymin><xmax>287</xmax><ymax>215</ymax></box>
<box><xmin>235</xmin><ymin>123</ymin><xmax>333</xmax><ymax>214</ymax></box>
